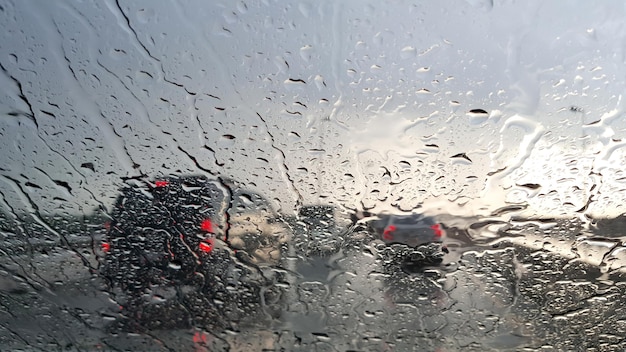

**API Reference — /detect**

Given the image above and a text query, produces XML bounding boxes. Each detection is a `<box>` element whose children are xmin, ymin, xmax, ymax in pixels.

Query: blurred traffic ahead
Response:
<box><xmin>4</xmin><ymin>175</ymin><xmax>626</xmax><ymax>350</ymax></box>
<box><xmin>0</xmin><ymin>176</ymin><xmax>626</xmax><ymax>351</ymax></box>
<box><xmin>99</xmin><ymin>174</ymin><xmax>447</xmax><ymax>332</ymax></box>
<box><xmin>96</xmin><ymin>175</ymin><xmax>626</xmax><ymax>345</ymax></box>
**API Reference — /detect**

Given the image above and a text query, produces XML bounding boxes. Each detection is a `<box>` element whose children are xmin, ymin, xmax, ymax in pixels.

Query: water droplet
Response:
<box><xmin>400</xmin><ymin>46</ymin><xmax>417</xmax><ymax>59</ymax></box>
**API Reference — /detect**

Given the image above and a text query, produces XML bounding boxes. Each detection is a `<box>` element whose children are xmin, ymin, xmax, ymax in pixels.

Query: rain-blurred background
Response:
<box><xmin>2</xmin><ymin>0</ymin><xmax>626</xmax><ymax>219</ymax></box>
<box><xmin>4</xmin><ymin>1</ymin><xmax>626</xmax><ymax>351</ymax></box>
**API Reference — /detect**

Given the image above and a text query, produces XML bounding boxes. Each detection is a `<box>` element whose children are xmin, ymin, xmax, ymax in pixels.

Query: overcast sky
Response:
<box><xmin>1</xmin><ymin>0</ymin><xmax>626</xmax><ymax>218</ymax></box>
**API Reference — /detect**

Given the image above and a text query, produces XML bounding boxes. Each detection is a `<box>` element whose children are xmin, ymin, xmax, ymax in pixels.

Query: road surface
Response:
<box><xmin>1</xmin><ymin>216</ymin><xmax>626</xmax><ymax>351</ymax></box>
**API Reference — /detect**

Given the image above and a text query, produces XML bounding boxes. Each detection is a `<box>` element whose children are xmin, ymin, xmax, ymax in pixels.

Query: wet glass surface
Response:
<box><xmin>2</xmin><ymin>0</ymin><xmax>626</xmax><ymax>350</ymax></box>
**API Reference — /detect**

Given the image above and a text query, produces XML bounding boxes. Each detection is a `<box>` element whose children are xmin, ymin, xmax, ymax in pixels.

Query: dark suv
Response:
<box><xmin>100</xmin><ymin>175</ymin><xmax>289</xmax><ymax>332</ymax></box>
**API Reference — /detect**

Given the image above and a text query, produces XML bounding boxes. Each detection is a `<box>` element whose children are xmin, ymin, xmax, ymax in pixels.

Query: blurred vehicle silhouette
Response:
<box><xmin>100</xmin><ymin>175</ymin><xmax>289</xmax><ymax>332</ymax></box>
<box><xmin>350</xmin><ymin>210</ymin><xmax>448</xmax><ymax>272</ymax></box>
<box><xmin>368</xmin><ymin>212</ymin><xmax>445</xmax><ymax>246</ymax></box>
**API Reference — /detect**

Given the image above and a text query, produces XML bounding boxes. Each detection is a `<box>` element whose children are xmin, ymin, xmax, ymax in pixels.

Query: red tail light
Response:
<box><xmin>193</xmin><ymin>331</ymin><xmax>208</xmax><ymax>344</ymax></box>
<box><xmin>200</xmin><ymin>219</ymin><xmax>214</xmax><ymax>233</ymax></box>
<box><xmin>383</xmin><ymin>225</ymin><xmax>396</xmax><ymax>240</ymax></box>
<box><xmin>431</xmin><ymin>224</ymin><xmax>444</xmax><ymax>238</ymax></box>
<box><xmin>101</xmin><ymin>242</ymin><xmax>111</xmax><ymax>253</ymax></box>
<box><xmin>198</xmin><ymin>239</ymin><xmax>213</xmax><ymax>253</ymax></box>
<box><xmin>154</xmin><ymin>180</ymin><xmax>169</xmax><ymax>187</ymax></box>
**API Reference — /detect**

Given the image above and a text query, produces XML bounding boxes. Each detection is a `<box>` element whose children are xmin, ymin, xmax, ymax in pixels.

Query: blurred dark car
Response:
<box><xmin>99</xmin><ymin>175</ymin><xmax>290</xmax><ymax>332</ymax></box>
<box><xmin>368</xmin><ymin>213</ymin><xmax>445</xmax><ymax>246</ymax></box>
<box><xmin>355</xmin><ymin>212</ymin><xmax>447</xmax><ymax>272</ymax></box>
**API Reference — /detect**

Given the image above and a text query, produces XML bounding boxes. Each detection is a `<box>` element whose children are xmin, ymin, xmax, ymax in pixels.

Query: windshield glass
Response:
<box><xmin>2</xmin><ymin>1</ymin><xmax>626</xmax><ymax>350</ymax></box>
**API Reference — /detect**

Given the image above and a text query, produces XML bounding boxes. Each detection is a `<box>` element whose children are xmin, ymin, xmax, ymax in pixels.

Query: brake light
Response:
<box><xmin>193</xmin><ymin>331</ymin><xmax>209</xmax><ymax>344</ymax></box>
<box><xmin>199</xmin><ymin>239</ymin><xmax>213</xmax><ymax>253</ymax></box>
<box><xmin>155</xmin><ymin>180</ymin><xmax>169</xmax><ymax>187</ymax></box>
<box><xmin>431</xmin><ymin>224</ymin><xmax>444</xmax><ymax>238</ymax></box>
<box><xmin>200</xmin><ymin>219</ymin><xmax>214</xmax><ymax>232</ymax></box>
<box><xmin>102</xmin><ymin>242</ymin><xmax>111</xmax><ymax>253</ymax></box>
<box><xmin>383</xmin><ymin>225</ymin><xmax>396</xmax><ymax>240</ymax></box>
